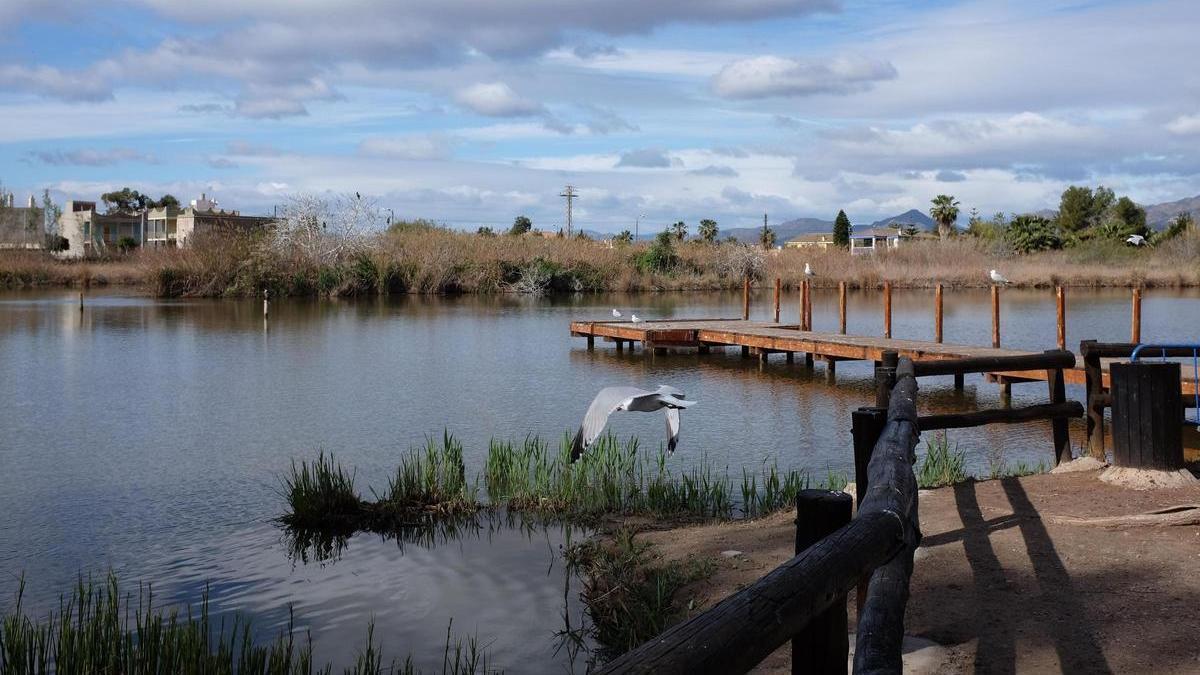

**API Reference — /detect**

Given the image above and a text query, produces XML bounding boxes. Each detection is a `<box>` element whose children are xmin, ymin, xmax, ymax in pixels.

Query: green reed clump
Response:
<box><xmin>564</xmin><ymin>528</ymin><xmax>712</xmax><ymax>655</ymax></box>
<box><xmin>987</xmin><ymin>459</ymin><xmax>1049</xmax><ymax>480</ymax></box>
<box><xmin>375</xmin><ymin>432</ymin><xmax>480</xmax><ymax>518</ymax></box>
<box><xmin>916</xmin><ymin>431</ymin><xmax>968</xmax><ymax>489</ymax></box>
<box><xmin>0</xmin><ymin>574</ymin><xmax>493</xmax><ymax>674</ymax></box>
<box><xmin>280</xmin><ymin>452</ymin><xmax>363</xmax><ymax>530</ymax></box>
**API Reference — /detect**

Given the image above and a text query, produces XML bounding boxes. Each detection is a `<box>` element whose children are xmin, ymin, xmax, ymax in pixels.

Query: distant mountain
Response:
<box><xmin>719</xmin><ymin>217</ymin><xmax>833</xmax><ymax>244</ymax></box>
<box><xmin>868</xmin><ymin>209</ymin><xmax>933</xmax><ymax>230</ymax></box>
<box><xmin>1143</xmin><ymin>194</ymin><xmax>1200</xmax><ymax>228</ymax></box>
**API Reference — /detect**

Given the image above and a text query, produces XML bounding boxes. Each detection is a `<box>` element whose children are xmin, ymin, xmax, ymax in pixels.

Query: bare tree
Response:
<box><xmin>269</xmin><ymin>193</ymin><xmax>381</xmax><ymax>264</ymax></box>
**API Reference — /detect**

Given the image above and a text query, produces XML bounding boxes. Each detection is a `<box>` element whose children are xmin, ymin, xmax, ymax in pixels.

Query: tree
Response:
<box><xmin>833</xmin><ymin>210</ymin><xmax>851</xmax><ymax>248</ymax></box>
<box><xmin>698</xmin><ymin>218</ymin><xmax>718</xmax><ymax>243</ymax></box>
<box><xmin>509</xmin><ymin>215</ymin><xmax>532</xmax><ymax>235</ymax></box>
<box><xmin>929</xmin><ymin>195</ymin><xmax>959</xmax><ymax>240</ymax></box>
<box><xmin>670</xmin><ymin>220</ymin><xmax>687</xmax><ymax>241</ymax></box>
<box><xmin>1154</xmin><ymin>212</ymin><xmax>1195</xmax><ymax>244</ymax></box>
<box><xmin>476</xmin><ymin>226</ymin><xmax>495</xmax><ymax>236</ymax></box>
<box><xmin>116</xmin><ymin>236</ymin><xmax>140</xmax><ymax>253</ymax></box>
<box><xmin>156</xmin><ymin>194</ymin><xmax>180</xmax><ymax>209</ymax></box>
<box><xmin>759</xmin><ymin>223</ymin><xmax>776</xmax><ymax>249</ymax></box>
<box><xmin>1005</xmin><ymin>215</ymin><xmax>1062</xmax><ymax>254</ymax></box>
<box><xmin>636</xmin><ymin>230</ymin><xmax>679</xmax><ymax>273</ymax></box>
<box><xmin>41</xmin><ymin>189</ymin><xmax>61</xmax><ymax>236</ymax></box>
<box><xmin>1056</xmin><ymin>185</ymin><xmax>1093</xmax><ymax>233</ymax></box>
<box><xmin>614</xmin><ymin>230</ymin><xmax>633</xmax><ymax>245</ymax></box>
<box><xmin>101</xmin><ymin>187</ymin><xmax>150</xmax><ymax>213</ymax></box>
<box><xmin>1098</xmin><ymin>196</ymin><xmax>1148</xmax><ymax>239</ymax></box>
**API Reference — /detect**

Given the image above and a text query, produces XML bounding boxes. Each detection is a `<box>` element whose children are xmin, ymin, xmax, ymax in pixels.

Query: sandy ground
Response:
<box><xmin>639</xmin><ymin>469</ymin><xmax>1200</xmax><ymax>674</ymax></box>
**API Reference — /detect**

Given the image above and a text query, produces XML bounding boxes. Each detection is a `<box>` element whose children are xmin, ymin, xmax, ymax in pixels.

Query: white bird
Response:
<box><xmin>612</xmin><ymin>308</ymin><xmax>622</xmax><ymax>318</ymax></box>
<box><xmin>571</xmin><ymin>385</ymin><xmax>696</xmax><ymax>461</ymax></box>
<box><xmin>630</xmin><ymin>313</ymin><xmax>641</xmax><ymax>323</ymax></box>
<box><xmin>804</xmin><ymin>263</ymin><xmax>815</xmax><ymax>277</ymax></box>
<box><xmin>1126</xmin><ymin>234</ymin><xmax>1146</xmax><ymax>246</ymax></box>
<box><xmin>988</xmin><ymin>269</ymin><xmax>1010</xmax><ymax>285</ymax></box>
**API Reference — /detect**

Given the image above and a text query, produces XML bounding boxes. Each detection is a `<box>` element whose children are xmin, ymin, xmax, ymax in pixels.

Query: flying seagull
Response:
<box><xmin>612</xmin><ymin>308</ymin><xmax>622</xmax><ymax>318</ymax></box>
<box><xmin>804</xmin><ymin>263</ymin><xmax>815</xmax><ymax>277</ymax></box>
<box><xmin>571</xmin><ymin>385</ymin><xmax>696</xmax><ymax>461</ymax></box>
<box><xmin>1126</xmin><ymin>234</ymin><xmax>1146</xmax><ymax>246</ymax></box>
<box><xmin>988</xmin><ymin>269</ymin><xmax>1010</xmax><ymax>285</ymax></box>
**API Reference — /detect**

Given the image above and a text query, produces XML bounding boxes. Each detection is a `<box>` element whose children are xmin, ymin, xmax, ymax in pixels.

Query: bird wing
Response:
<box><xmin>570</xmin><ymin>387</ymin><xmax>644</xmax><ymax>461</ymax></box>
<box><xmin>655</xmin><ymin>384</ymin><xmax>686</xmax><ymax>399</ymax></box>
<box><xmin>665</xmin><ymin>407</ymin><xmax>681</xmax><ymax>454</ymax></box>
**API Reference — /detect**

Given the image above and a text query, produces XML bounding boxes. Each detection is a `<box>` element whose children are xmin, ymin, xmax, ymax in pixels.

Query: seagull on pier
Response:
<box><xmin>571</xmin><ymin>385</ymin><xmax>696</xmax><ymax>461</ymax></box>
<box><xmin>631</xmin><ymin>313</ymin><xmax>641</xmax><ymax>323</ymax></box>
<box><xmin>1126</xmin><ymin>234</ymin><xmax>1146</xmax><ymax>246</ymax></box>
<box><xmin>612</xmin><ymin>308</ymin><xmax>622</xmax><ymax>318</ymax></box>
<box><xmin>988</xmin><ymin>269</ymin><xmax>1010</xmax><ymax>285</ymax></box>
<box><xmin>804</xmin><ymin>263</ymin><xmax>815</xmax><ymax>277</ymax></box>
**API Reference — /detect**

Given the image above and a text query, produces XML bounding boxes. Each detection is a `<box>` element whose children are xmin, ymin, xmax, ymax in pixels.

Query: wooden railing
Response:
<box><xmin>597</xmin><ymin>349</ymin><xmax>1085</xmax><ymax>674</ymax></box>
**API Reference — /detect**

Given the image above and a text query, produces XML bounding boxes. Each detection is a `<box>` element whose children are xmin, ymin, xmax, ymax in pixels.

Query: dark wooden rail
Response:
<box><xmin>597</xmin><ymin>360</ymin><xmax>922</xmax><ymax>675</ymax></box>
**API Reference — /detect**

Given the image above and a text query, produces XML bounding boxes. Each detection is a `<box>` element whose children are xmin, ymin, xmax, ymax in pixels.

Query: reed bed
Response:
<box><xmin>6</xmin><ymin>227</ymin><xmax>1196</xmax><ymax>295</ymax></box>
<box><xmin>916</xmin><ymin>431</ymin><xmax>968</xmax><ymax>489</ymax></box>
<box><xmin>0</xmin><ymin>575</ymin><xmax>485</xmax><ymax>674</ymax></box>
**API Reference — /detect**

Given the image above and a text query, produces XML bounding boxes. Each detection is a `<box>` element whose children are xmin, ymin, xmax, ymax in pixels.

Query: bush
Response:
<box><xmin>116</xmin><ymin>236</ymin><xmax>139</xmax><ymax>253</ymax></box>
<box><xmin>1005</xmin><ymin>215</ymin><xmax>1062</xmax><ymax>254</ymax></box>
<box><xmin>635</xmin><ymin>230</ymin><xmax>679</xmax><ymax>274</ymax></box>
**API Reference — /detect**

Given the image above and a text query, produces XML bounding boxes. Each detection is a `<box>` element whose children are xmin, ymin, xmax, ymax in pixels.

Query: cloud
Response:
<box><xmin>573</xmin><ymin>43</ymin><xmax>622</xmax><ymax>59</ymax></box>
<box><xmin>454</xmin><ymin>82</ymin><xmax>545</xmax><ymax>117</ymax></box>
<box><xmin>583</xmin><ymin>106</ymin><xmax>638</xmax><ymax>134</ymax></box>
<box><xmin>358</xmin><ymin>134</ymin><xmax>456</xmax><ymax>160</ymax></box>
<box><xmin>207</xmin><ymin>157</ymin><xmax>239</xmax><ymax>169</ymax></box>
<box><xmin>690</xmin><ymin>164</ymin><xmax>739</xmax><ymax>177</ymax></box>
<box><xmin>1166</xmin><ymin>114</ymin><xmax>1200</xmax><ymax>136</ymax></box>
<box><xmin>26</xmin><ymin>147</ymin><xmax>156</xmax><ymax>166</ymax></box>
<box><xmin>712</xmin><ymin>55</ymin><xmax>897</xmax><ymax>99</ymax></box>
<box><xmin>226</xmin><ymin>141</ymin><xmax>285</xmax><ymax>157</ymax></box>
<box><xmin>0</xmin><ymin>64</ymin><xmax>113</xmax><ymax>102</ymax></box>
<box><xmin>615</xmin><ymin>148</ymin><xmax>674</xmax><ymax>168</ymax></box>
<box><xmin>935</xmin><ymin>169</ymin><xmax>967</xmax><ymax>182</ymax></box>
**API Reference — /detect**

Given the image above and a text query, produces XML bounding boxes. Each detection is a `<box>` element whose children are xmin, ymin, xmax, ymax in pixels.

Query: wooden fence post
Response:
<box><xmin>882</xmin><ymin>282</ymin><xmax>892</xmax><ymax>339</ymax></box>
<box><xmin>743</xmin><ymin>276</ymin><xmax>751</xmax><ymax>321</ymax></box>
<box><xmin>1130</xmin><ymin>287</ymin><xmax>1141</xmax><ymax>344</ymax></box>
<box><xmin>851</xmin><ymin>405</ymin><xmax>888</xmax><ymax>619</ymax></box>
<box><xmin>1081</xmin><ymin>340</ymin><xmax>1105</xmax><ymax>460</ymax></box>
<box><xmin>1045</xmin><ymin>350</ymin><xmax>1071</xmax><ymax>465</ymax></box>
<box><xmin>792</xmin><ymin>490</ymin><xmax>853</xmax><ymax>675</ymax></box>
<box><xmin>1056</xmin><ymin>286</ymin><xmax>1065</xmax><ymax>351</ymax></box>
<box><xmin>991</xmin><ymin>285</ymin><xmax>1000</xmax><ymax>348</ymax></box>
<box><xmin>774</xmin><ymin>277</ymin><xmax>782</xmax><ymax>323</ymax></box>
<box><xmin>876</xmin><ymin>350</ymin><xmax>899</xmax><ymax>409</ymax></box>
<box><xmin>934</xmin><ymin>284</ymin><xmax>943</xmax><ymax>344</ymax></box>
<box><xmin>838</xmin><ymin>281</ymin><xmax>847</xmax><ymax>335</ymax></box>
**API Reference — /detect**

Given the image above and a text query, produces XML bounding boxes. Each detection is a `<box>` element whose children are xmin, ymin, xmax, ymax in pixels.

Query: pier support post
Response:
<box><xmin>825</xmin><ymin>358</ymin><xmax>837</xmax><ymax>383</ymax></box>
<box><xmin>838</xmin><ymin>281</ymin><xmax>847</xmax><ymax>335</ymax></box>
<box><xmin>785</xmin><ymin>352</ymin><xmax>794</xmax><ymax>363</ymax></box>
<box><xmin>953</xmin><ymin>372</ymin><xmax>964</xmax><ymax>390</ymax></box>
<box><xmin>805</xmin><ymin>353</ymin><xmax>814</xmax><ymax>368</ymax></box>
<box><xmin>792</xmin><ymin>489</ymin><xmax>853</xmax><ymax>675</ymax></box>
<box><xmin>773</xmin><ymin>277</ymin><xmax>781</xmax><ymax>323</ymax></box>
<box><xmin>1056</xmin><ymin>286</ymin><xmax>1066</xmax><ymax>350</ymax></box>
<box><xmin>883</xmin><ymin>282</ymin><xmax>892</xmax><ymax>339</ymax></box>
<box><xmin>1130</xmin><ymin>287</ymin><xmax>1142</xmax><ymax>344</ymax></box>
<box><xmin>743</xmin><ymin>276</ymin><xmax>751</xmax><ymax>321</ymax></box>
<box><xmin>587</xmin><ymin>336</ymin><xmax>594</xmax><ymax>350</ymax></box>
<box><xmin>698</xmin><ymin>345</ymin><xmax>710</xmax><ymax>355</ymax></box>
<box><xmin>1082</xmin><ymin>340</ymin><xmax>1106</xmax><ymax>460</ymax></box>
<box><xmin>991</xmin><ymin>285</ymin><xmax>1000</xmax><ymax>348</ymax></box>
<box><xmin>741</xmin><ymin>345</ymin><xmax>750</xmax><ymax>358</ymax></box>
<box><xmin>934</xmin><ymin>284</ymin><xmax>943</xmax><ymax>344</ymax></box>
<box><xmin>1046</xmin><ymin>350</ymin><xmax>1071</xmax><ymax>465</ymax></box>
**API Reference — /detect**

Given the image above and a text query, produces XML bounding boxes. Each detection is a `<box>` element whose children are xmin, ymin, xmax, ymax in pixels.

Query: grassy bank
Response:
<box><xmin>280</xmin><ymin>433</ymin><xmax>837</xmax><ymax>535</ymax></box>
<box><xmin>4</xmin><ymin>226</ymin><xmax>1199</xmax><ymax>296</ymax></box>
<box><xmin>0</xmin><ymin>575</ymin><xmax>485</xmax><ymax>674</ymax></box>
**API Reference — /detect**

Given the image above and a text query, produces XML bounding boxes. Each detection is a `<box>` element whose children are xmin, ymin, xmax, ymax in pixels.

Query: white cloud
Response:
<box><xmin>359</xmin><ymin>134</ymin><xmax>456</xmax><ymax>160</ymax></box>
<box><xmin>615</xmin><ymin>148</ymin><xmax>674</xmax><ymax>168</ymax></box>
<box><xmin>1166</xmin><ymin>114</ymin><xmax>1200</xmax><ymax>135</ymax></box>
<box><xmin>26</xmin><ymin>147</ymin><xmax>157</xmax><ymax>166</ymax></box>
<box><xmin>0</xmin><ymin>64</ymin><xmax>113</xmax><ymax>102</ymax></box>
<box><xmin>454</xmin><ymin>82</ymin><xmax>544</xmax><ymax>117</ymax></box>
<box><xmin>711</xmin><ymin>55</ymin><xmax>897</xmax><ymax>99</ymax></box>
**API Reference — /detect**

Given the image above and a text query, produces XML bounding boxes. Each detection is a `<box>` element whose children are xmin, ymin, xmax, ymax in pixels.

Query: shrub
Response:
<box><xmin>116</xmin><ymin>236</ymin><xmax>139</xmax><ymax>253</ymax></box>
<box><xmin>1005</xmin><ymin>215</ymin><xmax>1062</xmax><ymax>254</ymax></box>
<box><xmin>635</xmin><ymin>230</ymin><xmax>679</xmax><ymax>274</ymax></box>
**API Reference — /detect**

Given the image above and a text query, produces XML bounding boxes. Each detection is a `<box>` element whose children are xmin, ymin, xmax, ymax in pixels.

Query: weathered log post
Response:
<box><xmin>1110</xmin><ymin>361</ymin><xmax>1184</xmax><ymax>469</ymax></box>
<box><xmin>851</xmin><ymin>406</ymin><xmax>887</xmax><ymax>618</ymax></box>
<box><xmin>743</xmin><ymin>276</ymin><xmax>751</xmax><ymax>321</ymax></box>
<box><xmin>875</xmin><ymin>350</ymin><xmax>899</xmax><ymax>409</ymax></box>
<box><xmin>882</xmin><ymin>282</ymin><xmax>892</xmax><ymax>339</ymax></box>
<box><xmin>838</xmin><ymin>281</ymin><xmax>847</xmax><ymax>335</ymax></box>
<box><xmin>1056</xmin><ymin>286</ymin><xmax>1066</xmax><ymax>351</ymax></box>
<box><xmin>1045</xmin><ymin>349</ymin><xmax>1071</xmax><ymax>465</ymax></box>
<box><xmin>801</xmin><ymin>280</ymin><xmax>811</xmax><ymax>331</ymax></box>
<box><xmin>792</xmin><ymin>490</ymin><xmax>853</xmax><ymax>675</ymax></box>
<box><xmin>934</xmin><ymin>283</ymin><xmax>943</xmax><ymax>344</ymax></box>
<box><xmin>804</xmin><ymin>280</ymin><xmax>813</xmax><ymax>331</ymax></box>
<box><xmin>1130</xmin><ymin>287</ymin><xmax>1142</xmax><ymax>344</ymax></box>
<box><xmin>991</xmin><ymin>285</ymin><xmax>1000</xmax><ymax>348</ymax></box>
<box><xmin>1081</xmin><ymin>340</ymin><xmax>1107</xmax><ymax>459</ymax></box>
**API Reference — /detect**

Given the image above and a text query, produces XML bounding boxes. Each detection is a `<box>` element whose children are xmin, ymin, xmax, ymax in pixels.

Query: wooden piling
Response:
<box><xmin>1056</xmin><ymin>286</ymin><xmax>1066</xmax><ymax>350</ymax></box>
<box><xmin>1045</xmin><ymin>349</ymin><xmax>1071</xmax><ymax>465</ymax></box>
<box><xmin>1130</xmin><ymin>287</ymin><xmax>1142</xmax><ymax>344</ymax></box>
<box><xmin>79</xmin><ymin>290</ymin><xmax>84</xmax><ymax>312</ymax></box>
<box><xmin>805</xmin><ymin>280</ymin><xmax>813</xmax><ymax>331</ymax></box>
<box><xmin>743</xmin><ymin>276</ymin><xmax>751</xmax><ymax>321</ymax></box>
<box><xmin>800</xmin><ymin>280</ymin><xmax>810</xmax><ymax>331</ymax></box>
<box><xmin>838</xmin><ymin>281</ymin><xmax>847</xmax><ymax>335</ymax></box>
<box><xmin>773</xmin><ymin>277</ymin><xmax>781</xmax><ymax>323</ymax></box>
<box><xmin>934</xmin><ymin>284</ymin><xmax>943</xmax><ymax>344</ymax></box>
<box><xmin>851</xmin><ymin>406</ymin><xmax>888</xmax><ymax>618</ymax></box>
<box><xmin>883</xmin><ymin>282</ymin><xmax>892</xmax><ymax>339</ymax></box>
<box><xmin>263</xmin><ymin>288</ymin><xmax>270</xmax><ymax>319</ymax></box>
<box><xmin>990</xmin><ymin>285</ymin><xmax>1000</xmax><ymax>348</ymax></box>
<box><xmin>792</xmin><ymin>490</ymin><xmax>853</xmax><ymax>675</ymax></box>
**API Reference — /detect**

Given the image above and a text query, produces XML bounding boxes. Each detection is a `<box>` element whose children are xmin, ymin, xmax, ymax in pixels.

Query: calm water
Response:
<box><xmin>1</xmin><ymin>286</ymin><xmax>1197</xmax><ymax>670</ymax></box>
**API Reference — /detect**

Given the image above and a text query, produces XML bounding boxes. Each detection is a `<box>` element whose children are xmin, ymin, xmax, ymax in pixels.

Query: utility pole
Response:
<box><xmin>636</xmin><ymin>213</ymin><xmax>644</xmax><ymax>242</ymax></box>
<box><xmin>560</xmin><ymin>185</ymin><xmax>577</xmax><ymax>238</ymax></box>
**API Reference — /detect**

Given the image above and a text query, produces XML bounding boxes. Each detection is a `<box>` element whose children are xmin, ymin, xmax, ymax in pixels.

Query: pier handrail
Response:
<box><xmin>596</xmin><ymin>359</ymin><xmax>922</xmax><ymax>675</ymax></box>
<box><xmin>911</xmin><ymin>350</ymin><xmax>1074</xmax><ymax>377</ymax></box>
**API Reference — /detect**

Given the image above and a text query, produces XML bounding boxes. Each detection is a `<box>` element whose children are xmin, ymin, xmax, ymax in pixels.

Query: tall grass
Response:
<box><xmin>279</xmin><ymin>453</ymin><xmax>362</xmax><ymax>530</ymax></box>
<box><xmin>0</xmin><ymin>575</ymin><xmax>487</xmax><ymax>674</ymax></box>
<box><xmin>8</xmin><ymin>227</ymin><xmax>1198</xmax><ymax>295</ymax></box>
<box><xmin>375</xmin><ymin>432</ymin><xmax>479</xmax><ymax>517</ymax></box>
<box><xmin>916</xmin><ymin>431</ymin><xmax>968</xmax><ymax>489</ymax></box>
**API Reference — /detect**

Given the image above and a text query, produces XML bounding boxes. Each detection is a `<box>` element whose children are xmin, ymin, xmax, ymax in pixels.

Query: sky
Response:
<box><xmin>2</xmin><ymin>0</ymin><xmax>1199</xmax><ymax>232</ymax></box>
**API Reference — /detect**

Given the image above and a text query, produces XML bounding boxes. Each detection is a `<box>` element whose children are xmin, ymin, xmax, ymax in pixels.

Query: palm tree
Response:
<box><xmin>698</xmin><ymin>218</ymin><xmax>718</xmax><ymax>243</ymax></box>
<box><xmin>671</xmin><ymin>220</ymin><xmax>688</xmax><ymax>241</ymax></box>
<box><xmin>614</xmin><ymin>230</ymin><xmax>633</xmax><ymax>244</ymax></box>
<box><xmin>930</xmin><ymin>195</ymin><xmax>960</xmax><ymax>240</ymax></box>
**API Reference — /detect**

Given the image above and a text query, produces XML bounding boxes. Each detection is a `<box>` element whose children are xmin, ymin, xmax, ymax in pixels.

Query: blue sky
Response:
<box><xmin>2</xmin><ymin>0</ymin><xmax>1198</xmax><ymax>232</ymax></box>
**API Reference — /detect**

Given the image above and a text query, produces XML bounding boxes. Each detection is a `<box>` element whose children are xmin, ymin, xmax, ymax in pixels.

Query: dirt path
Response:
<box><xmin>640</xmin><ymin>470</ymin><xmax>1200</xmax><ymax>673</ymax></box>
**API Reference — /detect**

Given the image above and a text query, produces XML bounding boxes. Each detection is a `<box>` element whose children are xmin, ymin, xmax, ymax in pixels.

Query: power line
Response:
<box><xmin>559</xmin><ymin>184</ymin><xmax>577</xmax><ymax>238</ymax></box>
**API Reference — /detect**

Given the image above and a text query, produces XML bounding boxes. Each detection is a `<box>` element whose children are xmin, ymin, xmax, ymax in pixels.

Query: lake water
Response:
<box><xmin>1</xmin><ymin>286</ymin><xmax>1197</xmax><ymax>670</ymax></box>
